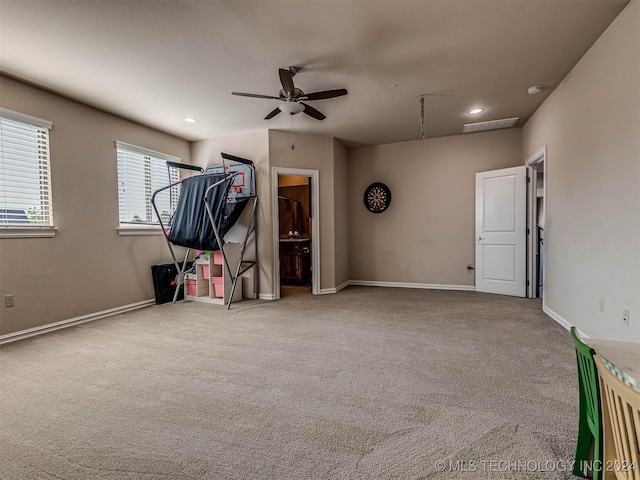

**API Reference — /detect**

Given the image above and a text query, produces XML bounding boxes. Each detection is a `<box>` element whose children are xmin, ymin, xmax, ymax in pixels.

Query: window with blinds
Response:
<box><xmin>0</xmin><ymin>108</ymin><xmax>53</xmax><ymax>226</ymax></box>
<box><xmin>116</xmin><ymin>142</ymin><xmax>180</xmax><ymax>226</ymax></box>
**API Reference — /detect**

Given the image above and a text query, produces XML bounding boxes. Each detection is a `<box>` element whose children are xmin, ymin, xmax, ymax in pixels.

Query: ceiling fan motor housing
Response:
<box><xmin>279</xmin><ymin>88</ymin><xmax>305</xmax><ymax>101</ymax></box>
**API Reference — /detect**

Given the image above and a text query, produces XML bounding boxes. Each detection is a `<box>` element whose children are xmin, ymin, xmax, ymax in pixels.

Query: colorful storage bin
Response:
<box><xmin>211</xmin><ymin>276</ymin><xmax>223</xmax><ymax>298</ymax></box>
<box><xmin>185</xmin><ymin>279</ymin><xmax>197</xmax><ymax>297</ymax></box>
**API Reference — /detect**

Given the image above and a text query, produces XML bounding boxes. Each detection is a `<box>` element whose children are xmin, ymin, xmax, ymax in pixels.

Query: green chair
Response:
<box><xmin>571</xmin><ymin>326</ymin><xmax>602</xmax><ymax>480</ymax></box>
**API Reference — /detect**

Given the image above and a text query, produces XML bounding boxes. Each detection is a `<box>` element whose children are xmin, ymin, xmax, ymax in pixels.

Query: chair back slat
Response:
<box><xmin>633</xmin><ymin>408</ymin><xmax>640</xmax><ymax>471</ymax></box>
<box><xmin>594</xmin><ymin>354</ymin><xmax>640</xmax><ymax>480</ymax></box>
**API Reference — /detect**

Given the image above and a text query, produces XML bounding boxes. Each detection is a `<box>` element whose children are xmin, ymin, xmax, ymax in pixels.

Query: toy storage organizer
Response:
<box><xmin>184</xmin><ymin>246</ymin><xmax>246</xmax><ymax>305</ymax></box>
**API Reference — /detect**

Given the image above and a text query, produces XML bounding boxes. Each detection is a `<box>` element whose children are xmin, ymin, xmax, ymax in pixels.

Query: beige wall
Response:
<box><xmin>333</xmin><ymin>139</ymin><xmax>349</xmax><ymax>289</ymax></box>
<box><xmin>269</xmin><ymin>130</ymin><xmax>337</xmax><ymax>292</ymax></box>
<box><xmin>189</xmin><ymin>131</ymin><xmax>270</xmax><ymax>297</ymax></box>
<box><xmin>191</xmin><ymin>130</ymin><xmax>346</xmax><ymax>296</ymax></box>
<box><xmin>0</xmin><ymin>76</ymin><xmax>190</xmax><ymax>336</ymax></box>
<box><xmin>190</xmin><ymin>130</ymin><xmax>349</xmax><ymax>296</ymax></box>
<box><xmin>522</xmin><ymin>0</ymin><xmax>639</xmax><ymax>341</ymax></box>
<box><xmin>348</xmin><ymin>129</ymin><xmax>522</xmax><ymax>286</ymax></box>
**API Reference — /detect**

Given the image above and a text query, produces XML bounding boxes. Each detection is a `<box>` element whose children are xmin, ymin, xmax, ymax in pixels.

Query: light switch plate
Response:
<box><xmin>5</xmin><ymin>294</ymin><xmax>15</xmax><ymax>307</ymax></box>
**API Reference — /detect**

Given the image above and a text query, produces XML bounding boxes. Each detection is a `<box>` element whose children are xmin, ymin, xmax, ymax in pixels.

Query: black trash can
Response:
<box><xmin>151</xmin><ymin>263</ymin><xmax>184</xmax><ymax>304</ymax></box>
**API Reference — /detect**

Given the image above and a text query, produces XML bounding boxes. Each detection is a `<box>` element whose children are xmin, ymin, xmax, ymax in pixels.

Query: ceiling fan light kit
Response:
<box><xmin>278</xmin><ymin>102</ymin><xmax>305</xmax><ymax>115</ymax></box>
<box><xmin>231</xmin><ymin>66</ymin><xmax>348</xmax><ymax>122</ymax></box>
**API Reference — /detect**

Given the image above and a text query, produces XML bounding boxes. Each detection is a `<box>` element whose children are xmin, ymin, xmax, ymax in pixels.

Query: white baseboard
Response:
<box><xmin>542</xmin><ymin>305</ymin><xmax>571</xmax><ymax>331</ymax></box>
<box><xmin>348</xmin><ymin>280</ymin><xmax>476</xmax><ymax>291</ymax></box>
<box><xmin>543</xmin><ymin>305</ymin><xmax>591</xmax><ymax>338</ymax></box>
<box><xmin>283</xmin><ymin>280</ymin><xmax>474</xmax><ymax>297</ymax></box>
<box><xmin>319</xmin><ymin>281</ymin><xmax>351</xmax><ymax>295</ymax></box>
<box><xmin>0</xmin><ymin>299</ymin><xmax>155</xmax><ymax>345</ymax></box>
<box><xmin>259</xmin><ymin>293</ymin><xmax>276</xmax><ymax>301</ymax></box>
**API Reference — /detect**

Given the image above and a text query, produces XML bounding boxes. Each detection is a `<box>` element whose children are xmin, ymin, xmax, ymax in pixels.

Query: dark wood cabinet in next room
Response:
<box><xmin>280</xmin><ymin>239</ymin><xmax>311</xmax><ymax>285</ymax></box>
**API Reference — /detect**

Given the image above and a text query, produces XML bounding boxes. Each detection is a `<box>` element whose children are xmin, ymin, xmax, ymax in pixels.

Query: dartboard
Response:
<box><xmin>364</xmin><ymin>182</ymin><xmax>391</xmax><ymax>213</ymax></box>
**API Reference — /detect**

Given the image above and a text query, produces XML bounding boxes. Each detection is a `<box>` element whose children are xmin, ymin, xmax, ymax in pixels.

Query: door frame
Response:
<box><xmin>272</xmin><ymin>167</ymin><xmax>320</xmax><ymax>299</ymax></box>
<box><xmin>525</xmin><ymin>145</ymin><xmax>547</xmax><ymax>300</ymax></box>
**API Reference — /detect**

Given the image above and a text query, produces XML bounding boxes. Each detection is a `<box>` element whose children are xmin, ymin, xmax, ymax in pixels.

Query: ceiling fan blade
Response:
<box><xmin>279</xmin><ymin>68</ymin><xmax>295</xmax><ymax>97</ymax></box>
<box><xmin>301</xmin><ymin>103</ymin><xmax>326</xmax><ymax>121</ymax></box>
<box><xmin>232</xmin><ymin>92</ymin><xmax>280</xmax><ymax>100</ymax></box>
<box><xmin>264</xmin><ymin>107</ymin><xmax>281</xmax><ymax>120</ymax></box>
<box><xmin>303</xmin><ymin>89</ymin><xmax>348</xmax><ymax>101</ymax></box>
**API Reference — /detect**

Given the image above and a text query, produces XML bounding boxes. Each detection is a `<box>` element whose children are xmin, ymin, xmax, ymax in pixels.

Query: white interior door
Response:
<box><xmin>475</xmin><ymin>166</ymin><xmax>527</xmax><ymax>297</ymax></box>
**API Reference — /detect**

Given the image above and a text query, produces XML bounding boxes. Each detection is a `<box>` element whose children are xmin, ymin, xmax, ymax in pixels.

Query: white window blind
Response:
<box><xmin>116</xmin><ymin>142</ymin><xmax>180</xmax><ymax>226</ymax></box>
<box><xmin>0</xmin><ymin>108</ymin><xmax>53</xmax><ymax>226</ymax></box>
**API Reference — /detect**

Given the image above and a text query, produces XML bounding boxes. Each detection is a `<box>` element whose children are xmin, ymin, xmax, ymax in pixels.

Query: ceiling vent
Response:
<box><xmin>462</xmin><ymin>117</ymin><xmax>519</xmax><ymax>133</ymax></box>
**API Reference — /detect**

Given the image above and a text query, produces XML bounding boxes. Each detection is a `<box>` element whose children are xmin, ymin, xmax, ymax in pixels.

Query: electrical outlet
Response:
<box><xmin>599</xmin><ymin>298</ymin><xmax>605</xmax><ymax>313</ymax></box>
<box><xmin>623</xmin><ymin>309</ymin><xmax>629</xmax><ymax>326</ymax></box>
<box><xmin>5</xmin><ymin>294</ymin><xmax>15</xmax><ymax>308</ymax></box>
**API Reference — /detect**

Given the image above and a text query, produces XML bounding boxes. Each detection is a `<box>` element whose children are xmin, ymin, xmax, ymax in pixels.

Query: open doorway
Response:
<box><xmin>526</xmin><ymin>146</ymin><xmax>546</xmax><ymax>300</ymax></box>
<box><xmin>279</xmin><ymin>175</ymin><xmax>311</xmax><ymax>297</ymax></box>
<box><xmin>271</xmin><ymin>167</ymin><xmax>320</xmax><ymax>299</ymax></box>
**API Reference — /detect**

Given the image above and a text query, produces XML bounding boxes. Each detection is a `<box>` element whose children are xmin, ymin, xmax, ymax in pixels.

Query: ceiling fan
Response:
<box><xmin>232</xmin><ymin>67</ymin><xmax>347</xmax><ymax>121</ymax></box>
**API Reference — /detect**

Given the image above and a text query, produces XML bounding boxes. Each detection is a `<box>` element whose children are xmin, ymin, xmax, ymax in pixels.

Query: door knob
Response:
<box><xmin>477</xmin><ymin>237</ymin><xmax>485</xmax><ymax>241</ymax></box>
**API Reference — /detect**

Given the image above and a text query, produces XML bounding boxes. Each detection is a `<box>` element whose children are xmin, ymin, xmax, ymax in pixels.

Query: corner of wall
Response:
<box><xmin>520</xmin><ymin>0</ymin><xmax>640</xmax><ymax>342</ymax></box>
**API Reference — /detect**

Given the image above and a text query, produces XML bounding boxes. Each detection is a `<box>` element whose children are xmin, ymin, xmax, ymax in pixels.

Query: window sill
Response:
<box><xmin>0</xmin><ymin>226</ymin><xmax>57</xmax><ymax>239</ymax></box>
<box><xmin>118</xmin><ymin>225</ymin><xmax>164</xmax><ymax>236</ymax></box>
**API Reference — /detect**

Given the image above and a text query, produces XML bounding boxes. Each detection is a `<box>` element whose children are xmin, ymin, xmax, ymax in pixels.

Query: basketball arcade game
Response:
<box><xmin>151</xmin><ymin>153</ymin><xmax>258</xmax><ymax>308</ymax></box>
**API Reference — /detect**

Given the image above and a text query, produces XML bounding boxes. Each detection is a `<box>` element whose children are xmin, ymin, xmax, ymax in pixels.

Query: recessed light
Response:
<box><xmin>390</xmin><ymin>84</ymin><xmax>398</xmax><ymax>88</ymax></box>
<box><xmin>468</xmin><ymin>108</ymin><xmax>484</xmax><ymax>115</ymax></box>
<box><xmin>527</xmin><ymin>85</ymin><xmax>542</xmax><ymax>95</ymax></box>
<box><xmin>184</xmin><ymin>117</ymin><xmax>197</xmax><ymax>123</ymax></box>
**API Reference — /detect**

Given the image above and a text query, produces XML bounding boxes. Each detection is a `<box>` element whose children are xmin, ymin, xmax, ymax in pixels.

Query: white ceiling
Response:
<box><xmin>0</xmin><ymin>0</ymin><xmax>629</xmax><ymax>147</ymax></box>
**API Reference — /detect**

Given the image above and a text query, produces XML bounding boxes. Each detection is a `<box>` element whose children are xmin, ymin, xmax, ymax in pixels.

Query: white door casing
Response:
<box><xmin>272</xmin><ymin>167</ymin><xmax>320</xmax><ymax>299</ymax></box>
<box><xmin>475</xmin><ymin>166</ymin><xmax>527</xmax><ymax>297</ymax></box>
<box><xmin>525</xmin><ymin>145</ymin><xmax>546</xmax><ymax>300</ymax></box>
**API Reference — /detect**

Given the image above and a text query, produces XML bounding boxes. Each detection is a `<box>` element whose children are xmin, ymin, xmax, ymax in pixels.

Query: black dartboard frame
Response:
<box><xmin>364</xmin><ymin>182</ymin><xmax>392</xmax><ymax>213</ymax></box>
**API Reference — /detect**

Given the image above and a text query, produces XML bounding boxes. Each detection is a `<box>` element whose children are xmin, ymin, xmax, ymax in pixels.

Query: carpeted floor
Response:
<box><xmin>0</xmin><ymin>287</ymin><xmax>580</xmax><ymax>479</ymax></box>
